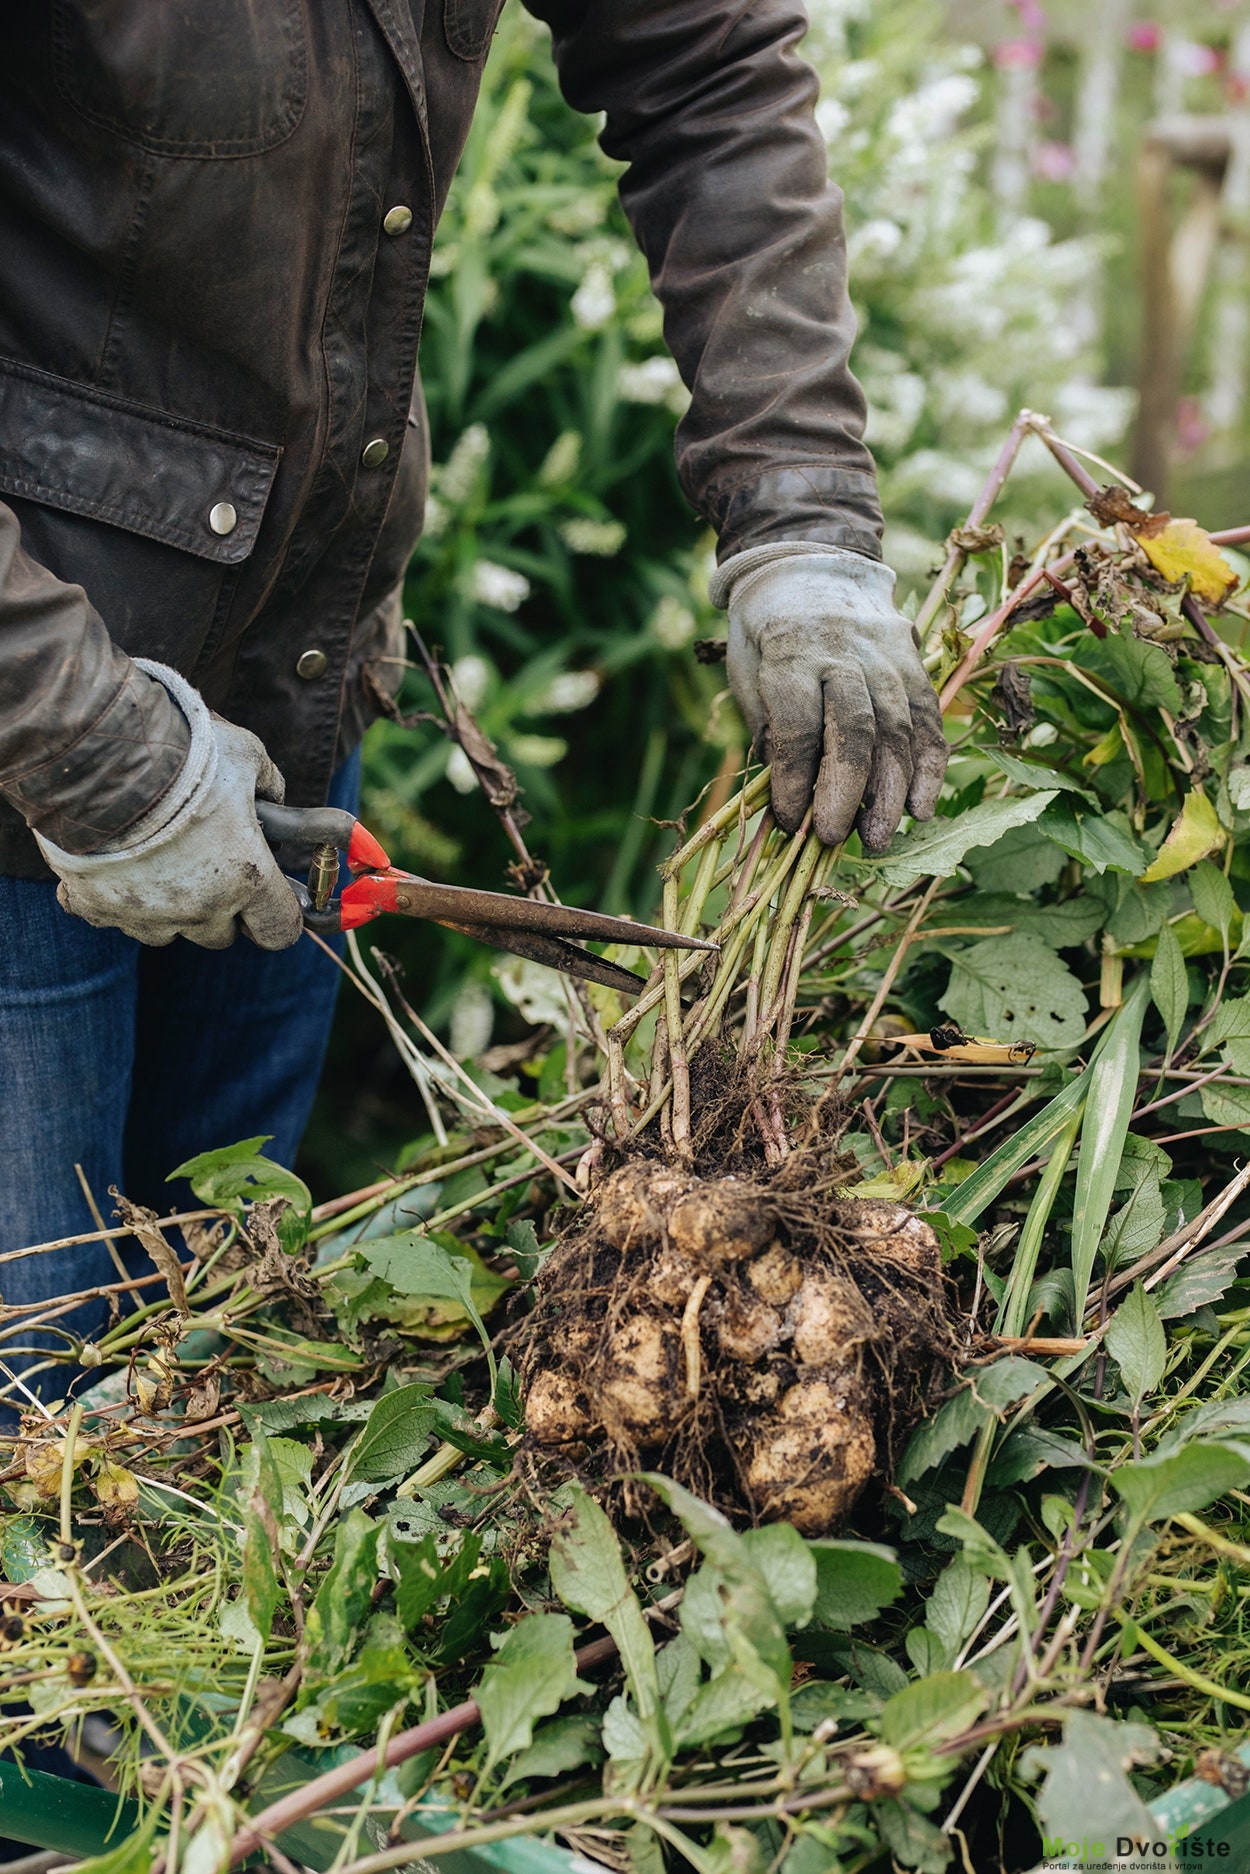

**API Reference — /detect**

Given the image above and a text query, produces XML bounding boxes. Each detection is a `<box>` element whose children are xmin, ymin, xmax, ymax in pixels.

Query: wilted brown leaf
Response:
<box><xmin>184</xmin><ymin>1372</ymin><xmax>222</xmax><ymax>1423</ymax></box>
<box><xmin>113</xmin><ymin>1193</ymin><xmax>188</xmax><ymax>1313</ymax></box>
<box><xmin>1086</xmin><ymin>484</ymin><xmax>1146</xmax><ymax>528</ymax></box>
<box><xmin>950</xmin><ymin>522</ymin><xmax>1006</xmax><ymax>554</ymax></box>
<box><xmin>451</xmin><ymin>700</ymin><xmax>520</xmax><ymax>809</ymax></box>
<box><xmin>990</xmin><ymin>660</ymin><xmax>1035</xmax><ymax>739</ymax></box>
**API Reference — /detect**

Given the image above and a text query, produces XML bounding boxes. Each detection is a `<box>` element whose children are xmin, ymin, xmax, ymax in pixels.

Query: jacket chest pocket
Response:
<box><xmin>443</xmin><ymin>0</ymin><xmax>506</xmax><ymax>63</ymax></box>
<box><xmin>0</xmin><ymin>357</ymin><xmax>280</xmax><ymax>670</ymax></box>
<box><xmin>52</xmin><ymin>0</ymin><xmax>307</xmax><ymax>157</ymax></box>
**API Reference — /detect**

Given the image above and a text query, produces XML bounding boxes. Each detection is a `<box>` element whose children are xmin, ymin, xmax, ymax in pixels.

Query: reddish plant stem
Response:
<box><xmin>914</xmin><ymin>413</ymin><xmax>1033</xmax><ymax>642</ymax></box>
<box><xmin>930</xmin><ymin>1089</ymin><xmax>1024</xmax><ymax>1171</ymax></box>
<box><xmin>938</xmin><ymin>550</ymin><xmax>1077</xmax><ymax>711</ymax></box>
<box><xmin>227</xmin><ymin>1635</ymin><xmax>621</xmax><ymax>1865</ymax></box>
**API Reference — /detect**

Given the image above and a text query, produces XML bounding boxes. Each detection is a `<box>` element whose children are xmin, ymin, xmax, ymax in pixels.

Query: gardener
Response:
<box><xmin>0</xmin><ymin>3</ymin><xmax>947</xmax><ymax>1317</ymax></box>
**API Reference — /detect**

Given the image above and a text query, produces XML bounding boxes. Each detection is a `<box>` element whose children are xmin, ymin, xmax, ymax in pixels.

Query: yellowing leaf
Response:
<box><xmin>23</xmin><ymin>1441</ymin><xmax>68</xmax><ymax>1500</ymax></box>
<box><xmin>93</xmin><ymin>1459</ymin><xmax>140</xmax><ymax>1521</ymax></box>
<box><xmin>1139</xmin><ymin>788</ymin><xmax>1225</xmax><ymax>883</ymax></box>
<box><xmin>841</xmin><ymin>1160</ymin><xmax>929</xmax><ymax>1201</ymax></box>
<box><xmin>1136</xmin><ymin>517</ymin><xmax>1238</xmax><ymax>607</ymax></box>
<box><xmin>1082</xmin><ymin>722</ymin><xmax>1123</xmax><ymax>768</ymax></box>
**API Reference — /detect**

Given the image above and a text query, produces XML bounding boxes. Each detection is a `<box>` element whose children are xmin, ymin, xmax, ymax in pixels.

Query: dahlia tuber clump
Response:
<box><xmin>522</xmin><ymin>1156</ymin><xmax>951</xmax><ymax>1534</ymax></box>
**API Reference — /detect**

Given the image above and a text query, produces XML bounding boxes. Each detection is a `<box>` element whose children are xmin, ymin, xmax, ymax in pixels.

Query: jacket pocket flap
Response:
<box><xmin>0</xmin><ymin>358</ymin><xmax>280</xmax><ymax>564</ymax></box>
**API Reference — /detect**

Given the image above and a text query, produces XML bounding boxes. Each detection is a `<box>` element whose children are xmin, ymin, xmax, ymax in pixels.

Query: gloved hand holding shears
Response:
<box><xmin>255</xmin><ymin>801</ymin><xmax>715</xmax><ymax>998</ymax></box>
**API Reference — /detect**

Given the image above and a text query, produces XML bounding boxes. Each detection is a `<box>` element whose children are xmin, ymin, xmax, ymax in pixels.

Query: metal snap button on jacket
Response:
<box><xmin>295</xmin><ymin>649</ymin><xmax>329</xmax><ymax>680</ymax></box>
<box><xmin>382</xmin><ymin>205</ymin><xmax>413</xmax><ymax>236</ymax></box>
<box><xmin>360</xmin><ymin>437</ymin><xmax>390</xmax><ymax>468</ymax></box>
<box><xmin>208</xmin><ymin>501</ymin><xmax>238</xmax><ymax>536</ymax></box>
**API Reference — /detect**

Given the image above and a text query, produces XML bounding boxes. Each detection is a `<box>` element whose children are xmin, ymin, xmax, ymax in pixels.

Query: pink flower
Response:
<box><xmin>1127</xmin><ymin>21</ymin><xmax>1162</xmax><ymax>51</ymax></box>
<box><xmin>1033</xmin><ymin>141</ymin><xmax>1076</xmax><ymax>182</ymax></box>
<box><xmin>1175</xmin><ymin>397</ymin><xmax>1209</xmax><ymax>457</ymax></box>
<box><xmin>993</xmin><ymin>36</ymin><xmax>1045</xmax><ymax>68</ymax></box>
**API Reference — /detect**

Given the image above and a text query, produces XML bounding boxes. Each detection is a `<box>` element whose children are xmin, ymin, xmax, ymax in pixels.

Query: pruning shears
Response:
<box><xmin>256</xmin><ymin>803</ymin><xmax>715</xmax><ymax>998</ymax></box>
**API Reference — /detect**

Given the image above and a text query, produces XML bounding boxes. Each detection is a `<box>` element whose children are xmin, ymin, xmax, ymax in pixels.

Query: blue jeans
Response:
<box><xmin>0</xmin><ymin>751</ymin><xmax>359</xmax><ymax>1401</ymax></box>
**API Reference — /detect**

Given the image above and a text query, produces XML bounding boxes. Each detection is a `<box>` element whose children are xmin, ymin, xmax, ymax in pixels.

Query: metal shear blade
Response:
<box><xmin>258</xmin><ymin>802</ymin><xmax>716</xmax><ymax>998</ymax></box>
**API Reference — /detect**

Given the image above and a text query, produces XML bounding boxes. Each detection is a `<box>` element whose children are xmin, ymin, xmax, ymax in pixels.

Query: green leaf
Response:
<box><xmin>934</xmin><ymin>1508</ymin><xmax>1011</xmax><ymax>1579</ymax></box>
<box><xmin>966</xmin><ymin>821</ymin><xmax>1066</xmax><ymax>894</ymax></box>
<box><xmin>1037</xmin><ymin>800</ymin><xmax>1147</xmax><ymax>876</ymax></box>
<box><xmin>358</xmin><ymin>1232</ymin><xmax>498</xmax><ymax>1376</ymax></box>
<box><xmin>240</xmin><ymin>1432</ymin><xmax>313</xmax><ymax>1544</ymax></box>
<box><xmin>740</xmin><ymin>1524</ymin><xmax>818</xmax><ymax>1628</ymax></box>
<box><xmin>477</xmin><ymin>1612</ymin><xmax>589</xmax><ymax>1777</ymax></box>
<box><xmin>670</xmin><ymin>1662</ymin><xmax>778</xmax><ymax>1750</ymax></box>
<box><xmin>549</xmin><ymin>1486</ymin><xmax>668</xmax><ymax>1765</ymax></box>
<box><xmin>392</xmin><ymin>1529</ymin><xmax>489</xmax><ymax>1639</ymax></box>
<box><xmin>1199</xmin><ymin>1079</ymin><xmax>1250</xmax><ymax>1131</ymax></box>
<box><xmin>808</xmin><ymin>1540</ymin><xmax>902</xmax><ymax>1630</ymax></box>
<box><xmin>878</xmin><ymin>1670</ymin><xmax>986</xmax><ymax>1752</ymax></box>
<box><xmin>1149</xmin><ymin>917</ymin><xmax>1188</xmax><ymax>1054</ymax></box>
<box><xmin>1114</xmin><ymin>1438</ymin><xmax>1250</xmax><ymax>1528</ymax></box>
<box><xmin>1027</xmin><ymin>1712</ymin><xmax>1162</xmax><ymax>1863</ymax></box>
<box><xmin>1155</xmin><ymin>1398</ymin><xmax>1250</xmax><ymax>1454</ymax></box>
<box><xmin>1100</xmin><ymin>1172</ymin><xmax>1165</xmax><ymax>1268</ymax></box>
<box><xmin>1156</xmin><ymin>1243</ymin><xmax>1248</xmax><ymax>1319</ymax></box>
<box><xmin>1204</xmin><ymin>991</ymin><xmax>1250</xmax><ymax>1064</ymax></box>
<box><xmin>1114</xmin><ymin>1133</ymin><xmax>1173</xmax><ymax>1194</ymax></box>
<box><xmin>949</xmin><ymin>891</ymin><xmax>1105</xmax><ymax>948</ymax></box>
<box><xmin>1189</xmin><ymin>858</ymin><xmax>1237</xmax><ymax>944</ymax></box>
<box><xmin>938</xmin><ymin>932</ymin><xmax>1087</xmax><ymax>1050</ymax></box>
<box><xmin>169</xmin><ymin>1136</ymin><xmax>312</xmax><ymax>1252</ymax></box>
<box><xmin>876</xmin><ymin>791</ymin><xmax>1058</xmax><ymax>890</ymax></box>
<box><xmin>504</xmin><ymin>1218</ymin><xmax>547</xmax><ymax>1279</ymax></box>
<box><xmin>1073</xmin><ymin>633</ymin><xmax>1184</xmax><ymax>713</ymax></box>
<box><xmin>308</xmin><ymin>1631</ymin><xmax>418</xmax><ymax>1740</ymax></box>
<box><xmin>986</xmin><ymin>749</ymin><xmax>1095</xmax><ymax>800</ymax></box>
<box><xmin>492</xmin><ymin>1355</ymin><xmax>524</xmax><ymax>1430</ymax></box>
<box><xmin>1070</xmin><ymin>976</ymin><xmax>1149</xmax><ymax>1321</ymax></box>
<box><xmin>344</xmin><ymin>1384</ymin><xmax>437</xmax><ymax>1486</ymax></box>
<box><xmin>239</xmin><ymin>1395</ymin><xmax>368</xmax><ymax>1436</ymax></box>
<box><xmin>1105</xmin><ymin>1282</ymin><xmax>1166</xmax><ymax>1407</ymax></box>
<box><xmin>68</xmin><ymin>1804</ymin><xmax>162</xmax><ymax>1874</ymax></box>
<box><xmin>302</xmin><ymin>1509</ymin><xmax>379</xmax><ymax>1683</ymax></box>
<box><xmin>240</xmin><ymin>1436</ymin><xmax>283</xmax><ymax>1644</ymax></box>
<box><xmin>875</xmin><ymin>1800</ymin><xmax>952</xmax><ymax>1874</ymax></box>
<box><xmin>924</xmin><ymin>1559</ymin><xmax>990</xmax><ymax>1666</ymax></box>
<box><xmin>642</xmin><ymin>1476</ymin><xmax>793</xmax><ymax>1713</ymax></box>
<box><xmin>898</xmin><ymin>1358</ymin><xmax>1047</xmax><ymax>1485</ymax></box>
<box><xmin>498</xmin><ymin>1714</ymin><xmax>604</xmax><ymax>1790</ymax></box>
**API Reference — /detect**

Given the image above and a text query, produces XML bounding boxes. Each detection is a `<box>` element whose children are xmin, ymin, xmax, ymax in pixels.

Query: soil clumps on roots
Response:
<box><xmin>521</xmin><ymin>1132</ymin><xmax>954</xmax><ymax>1534</ymax></box>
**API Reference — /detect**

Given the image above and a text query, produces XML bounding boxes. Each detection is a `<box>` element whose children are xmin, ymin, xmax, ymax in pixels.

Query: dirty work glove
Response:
<box><xmin>36</xmin><ymin>660</ymin><xmax>303</xmax><ymax>950</ymax></box>
<box><xmin>711</xmin><ymin>542</ymin><xmax>948</xmax><ymax>854</ymax></box>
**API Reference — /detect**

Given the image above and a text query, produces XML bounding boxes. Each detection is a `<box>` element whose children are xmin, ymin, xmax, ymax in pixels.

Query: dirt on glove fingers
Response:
<box><xmin>520</xmin><ymin>1137</ymin><xmax>954</xmax><ymax>1535</ymax></box>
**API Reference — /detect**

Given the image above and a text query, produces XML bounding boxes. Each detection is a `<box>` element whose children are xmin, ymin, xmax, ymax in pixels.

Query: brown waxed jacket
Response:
<box><xmin>0</xmin><ymin>0</ymin><xmax>882</xmax><ymax>878</ymax></box>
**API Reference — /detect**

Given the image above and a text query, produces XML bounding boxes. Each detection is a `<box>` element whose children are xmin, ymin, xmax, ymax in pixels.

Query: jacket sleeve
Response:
<box><xmin>523</xmin><ymin>0</ymin><xmax>883</xmax><ymax>562</ymax></box>
<box><xmin>0</xmin><ymin>500</ymin><xmax>190</xmax><ymax>853</ymax></box>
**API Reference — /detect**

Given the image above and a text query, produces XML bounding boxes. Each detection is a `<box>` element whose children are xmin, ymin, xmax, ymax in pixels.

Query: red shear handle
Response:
<box><xmin>255</xmin><ymin>802</ymin><xmax>391</xmax><ymax>875</ymax></box>
<box><xmin>336</xmin><ymin>874</ymin><xmax>404</xmax><ymax>930</ymax></box>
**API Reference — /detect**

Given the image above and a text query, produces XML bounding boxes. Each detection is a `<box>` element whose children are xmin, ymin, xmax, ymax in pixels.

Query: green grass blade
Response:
<box><xmin>1069</xmin><ymin>974</ymin><xmax>1149</xmax><ymax>1322</ymax></box>
<box><xmin>939</xmin><ymin>1073</ymin><xmax>1088</xmax><ymax>1227</ymax></box>
<box><xmin>997</xmin><ymin>1103</ymin><xmax>1083</xmax><ymax>1338</ymax></box>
